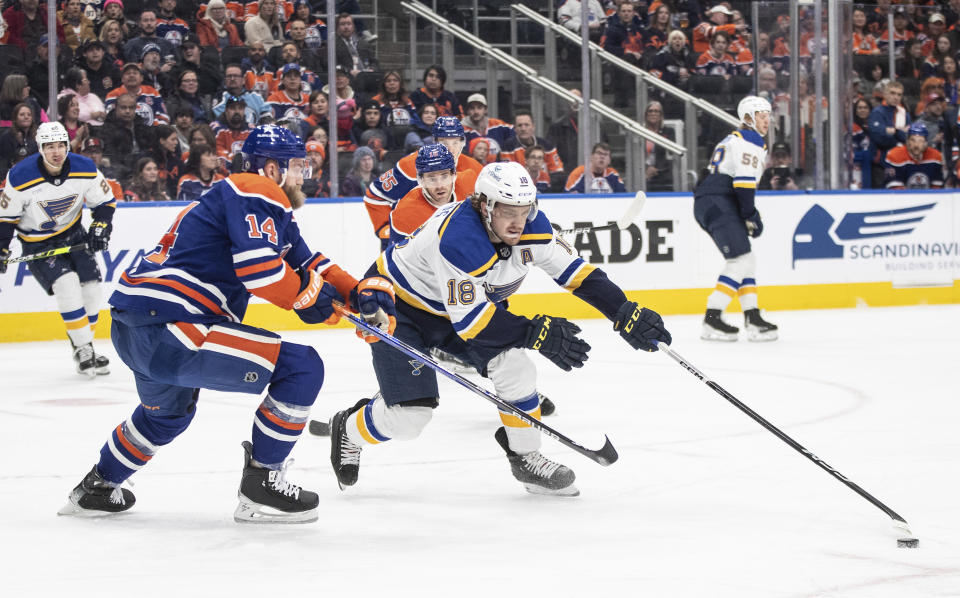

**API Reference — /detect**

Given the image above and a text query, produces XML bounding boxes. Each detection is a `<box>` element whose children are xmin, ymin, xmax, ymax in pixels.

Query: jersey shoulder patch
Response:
<box><xmin>66</xmin><ymin>153</ymin><xmax>98</xmax><ymax>177</ymax></box>
<box><xmin>437</xmin><ymin>202</ymin><xmax>498</xmax><ymax>277</ymax></box>
<box><xmin>8</xmin><ymin>156</ymin><xmax>44</xmax><ymax>190</ymax></box>
<box><xmin>225</xmin><ymin>173</ymin><xmax>292</xmax><ymax>211</ymax></box>
<box><xmin>517</xmin><ymin>210</ymin><xmax>554</xmax><ymax>245</ymax></box>
<box><xmin>735</xmin><ymin>128</ymin><xmax>767</xmax><ymax>150</ymax></box>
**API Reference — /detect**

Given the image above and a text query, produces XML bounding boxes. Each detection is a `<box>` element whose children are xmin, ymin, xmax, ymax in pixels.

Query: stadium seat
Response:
<box><xmin>220</xmin><ymin>46</ymin><xmax>248</xmax><ymax>67</ymax></box>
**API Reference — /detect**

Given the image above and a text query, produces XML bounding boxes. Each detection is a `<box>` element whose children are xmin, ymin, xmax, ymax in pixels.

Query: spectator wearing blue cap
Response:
<box><xmin>122</xmin><ymin>9</ymin><xmax>176</xmax><ymax>65</ymax></box>
<box><xmin>883</xmin><ymin>122</ymin><xmax>944</xmax><ymax>189</ymax></box>
<box><xmin>267</xmin><ymin>63</ymin><xmax>311</xmax><ymax>125</ymax></box>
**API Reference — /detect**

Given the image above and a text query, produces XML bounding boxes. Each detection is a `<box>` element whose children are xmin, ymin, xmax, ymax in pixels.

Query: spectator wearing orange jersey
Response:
<box><xmin>692</xmin><ymin>4</ymin><xmax>740</xmax><ymax>54</ymax></box>
<box><xmin>242</xmin><ymin>41</ymin><xmax>278</xmax><ymax>98</ymax></box>
<box><xmin>214</xmin><ymin>96</ymin><xmax>253</xmax><ymax>162</ymax></box>
<box><xmin>852</xmin><ymin>8</ymin><xmax>880</xmax><ymax>55</ymax></box>
<box><xmin>267</xmin><ymin>63</ymin><xmax>310</xmax><ymax>124</ymax></box>
<box><xmin>501</xmin><ymin>109</ymin><xmax>564</xmax><ymax>190</ymax></box>
<box><xmin>565</xmin><ymin>143</ymin><xmax>627</xmax><ymax>193</ymax></box>
<box><xmin>521</xmin><ymin>145</ymin><xmax>552</xmax><ymax>193</ymax></box>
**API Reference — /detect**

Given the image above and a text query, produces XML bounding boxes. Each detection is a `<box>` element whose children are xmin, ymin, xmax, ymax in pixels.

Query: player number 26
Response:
<box><xmin>445</xmin><ymin>279</ymin><xmax>475</xmax><ymax>305</ymax></box>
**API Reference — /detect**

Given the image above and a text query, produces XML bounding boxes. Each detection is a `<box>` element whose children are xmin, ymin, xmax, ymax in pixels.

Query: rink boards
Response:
<box><xmin>1</xmin><ymin>190</ymin><xmax>958</xmax><ymax>342</ymax></box>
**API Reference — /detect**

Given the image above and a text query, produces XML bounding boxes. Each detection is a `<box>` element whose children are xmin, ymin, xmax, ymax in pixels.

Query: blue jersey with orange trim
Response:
<box><xmin>110</xmin><ymin>173</ymin><xmax>357</xmax><ymax>325</ymax></box>
<box><xmin>883</xmin><ymin>145</ymin><xmax>944</xmax><ymax>189</ymax></box>
<box><xmin>0</xmin><ymin>153</ymin><xmax>116</xmax><ymax>244</ymax></box>
<box><xmin>695</xmin><ymin>127</ymin><xmax>767</xmax><ymax>218</ymax></box>
<box><xmin>375</xmin><ymin>201</ymin><xmax>626</xmax><ymax>350</ymax></box>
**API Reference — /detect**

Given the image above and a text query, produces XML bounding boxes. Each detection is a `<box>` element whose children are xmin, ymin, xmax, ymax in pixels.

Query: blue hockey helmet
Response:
<box><xmin>239</xmin><ymin>124</ymin><xmax>306</xmax><ymax>174</ymax></box>
<box><xmin>432</xmin><ymin>116</ymin><xmax>464</xmax><ymax>140</ymax></box>
<box><xmin>415</xmin><ymin>143</ymin><xmax>455</xmax><ymax>176</ymax></box>
<box><xmin>907</xmin><ymin>121</ymin><xmax>928</xmax><ymax>139</ymax></box>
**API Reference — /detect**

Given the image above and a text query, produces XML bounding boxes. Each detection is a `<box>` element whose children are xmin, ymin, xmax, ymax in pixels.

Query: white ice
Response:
<box><xmin>2</xmin><ymin>305</ymin><xmax>958</xmax><ymax>597</ymax></box>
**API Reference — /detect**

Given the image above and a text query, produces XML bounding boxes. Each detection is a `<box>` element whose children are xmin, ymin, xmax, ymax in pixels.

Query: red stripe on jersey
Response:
<box><xmin>115</xmin><ymin>425</ymin><xmax>151</xmax><ymax>462</ymax></box>
<box><xmin>258</xmin><ymin>405</ymin><xmax>306</xmax><ymax>430</ymax></box>
<box><xmin>235</xmin><ymin>256</ymin><xmax>283</xmax><ymax>278</ymax></box>
<box><xmin>121</xmin><ymin>272</ymin><xmax>226</xmax><ymax>315</ymax></box>
<box><xmin>205</xmin><ymin>330</ymin><xmax>281</xmax><ymax>366</ymax></box>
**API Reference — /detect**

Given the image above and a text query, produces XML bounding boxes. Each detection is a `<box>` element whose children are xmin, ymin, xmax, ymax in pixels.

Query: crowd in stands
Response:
<box><xmin>2</xmin><ymin>0</ymin><xmax>960</xmax><ymax>198</ymax></box>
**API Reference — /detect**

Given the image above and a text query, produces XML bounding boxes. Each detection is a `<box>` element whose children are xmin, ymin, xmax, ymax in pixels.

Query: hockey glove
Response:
<box><xmin>744</xmin><ymin>211</ymin><xmax>763</xmax><ymax>238</ymax></box>
<box><xmin>293</xmin><ymin>269</ymin><xmax>343</xmax><ymax>325</ymax></box>
<box><xmin>0</xmin><ymin>248</ymin><xmax>10</xmax><ymax>274</ymax></box>
<box><xmin>350</xmin><ymin>276</ymin><xmax>397</xmax><ymax>343</ymax></box>
<box><xmin>86</xmin><ymin>220</ymin><xmax>112</xmax><ymax>252</ymax></box>
<box><xmin>613</xmin><ymin>301</ymin><xmax>672</xmax><ymax>352</ymax></box>
<box><xmin>525</xmin><ymin>315</ymin><xmax>591</xmax><ymax>371</ymax></box>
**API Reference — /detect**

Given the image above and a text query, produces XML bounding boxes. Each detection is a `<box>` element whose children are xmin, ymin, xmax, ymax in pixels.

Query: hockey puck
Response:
<box><xmin>308</xmin><ymin>419</ymin><xmax>330</xmax><ymax>436</ymax></box>
<box><xmin>897</xmin><ymin>537</ymin><xmax>919</xmax><ymax>549</ymax></box>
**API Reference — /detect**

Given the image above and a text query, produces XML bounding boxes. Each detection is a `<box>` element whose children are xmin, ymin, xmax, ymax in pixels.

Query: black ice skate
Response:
<box><xmin>234</xmin><ymin>441</ymin><xmax>318</xmax><ymax>524</ymax></box>
<box><xmin>330</xmin><ymin>398</ymin><xmax>369</xmax><ymax>490</ymax></box>
<box><xmin>57</xmin><ymin>466</ymin><xmax>135</xmax><ymax>517</ymax></box>
<box><xmin>72</xmin><ymin>342</ymin><xmax>98</xmax><ymax>378</ymax></box>
<box><xmin>538</xmin><ymin>393</ymin><xmax>556</xmax><ymax>417</ymax></box>
<box><xmin>744</xmin><ymin>308</ymin><xmax>778</xmax><ymax>342</ymax></box>
<box><xmin>701</xmin><ymin>309</ymin><xmax>739</xmax><ymax>341</ymax></box>
<box><xmin>494</xmin><ymin>427</ymin><xmax>578</xmax><ymax>497</ymax></box>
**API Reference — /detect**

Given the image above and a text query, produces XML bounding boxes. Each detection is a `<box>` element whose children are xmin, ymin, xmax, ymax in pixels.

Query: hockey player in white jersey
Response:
<box><xmin>693</xmin><ymin>96</ymin><xmax>778</xmax><ymax>341</ymax></box>
<box><xmin>330</xmin><ymin>161</ymin><xmax>672</xmax><ymax>496</ymax></box>
<box><xmin>0</xmin><ymin>122</ymin><xmax>117</xmax><ymax>376</ymax></box>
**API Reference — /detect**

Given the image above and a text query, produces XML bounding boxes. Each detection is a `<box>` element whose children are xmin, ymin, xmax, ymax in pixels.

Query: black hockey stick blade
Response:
<box><xmin>337</xmin><ymin>305</ymin><xmax>618</xmax><ymax>466</ymax></box>
<box><xmin>308</xmin><ymin>419</ymin><xmax>330</xmax><ymax>436</ymax></box>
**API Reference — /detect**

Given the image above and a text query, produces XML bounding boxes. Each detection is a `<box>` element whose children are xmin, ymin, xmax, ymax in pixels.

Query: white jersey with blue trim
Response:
<box><xmin>704</xmin><ymin>128</ymin><xmax>767</xmax><ymax>190</ymax></box>
<box><xmin>0</xmin><ymin>153</ymin><xmax>116</xmax><ymax>243</ymax></box>
<box><xmin>376</xmin><ymin>200</ymin><xmax>597</xmax><ymax>344</ymax></box>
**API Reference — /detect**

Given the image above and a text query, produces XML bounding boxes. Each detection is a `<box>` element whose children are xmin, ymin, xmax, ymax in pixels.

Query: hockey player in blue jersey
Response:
<box><xmin>0</xmin><ymin>122</ymin><xmax>116</xmax><ymax>377</ymax></box>
<box><xmin>58</xmin><ymin>125</ymin><xmax>397</xmax><ymax>523</ymax></box>
<box><xmin>330</xmin><ymin>162</ymin><xmax>672</xmax><ymax>496</ymax></box>
<box><xmin>694</xmin><ymin>96</ymin><xmax>778</xmax><ymax>342</ymax></box>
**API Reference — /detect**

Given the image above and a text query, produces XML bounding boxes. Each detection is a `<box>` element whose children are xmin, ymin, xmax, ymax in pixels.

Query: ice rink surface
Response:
<box><xmin>2</xmin><ymin>304</ymin><xmax>958</xmax><ymax>597</ymax></box>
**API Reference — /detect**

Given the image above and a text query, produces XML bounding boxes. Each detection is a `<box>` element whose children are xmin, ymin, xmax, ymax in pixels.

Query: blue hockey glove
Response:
<box><xmin>350</xmin><ymin>276</ymin><xmax>397</xmax><ymax>343</ymax></box>
<box><xmin>744</xmin><ymin>211</ymin><xmax>763</xmax><ymax>238</ymax></box>
<box><xmin>525</xmin><ymin>315</ymin><xmax>591</xmax><ymax>371</ymax></box>
<box><xmin>87</xmin><ymin>221</ymin><xmax>112</xmax><ymax>252</ymax></box>
<box><xmin>613</xmin><ymin>301</ymin><xmax>671</xmax><ymax>352</ymax></box>
<box><xmin>293</xmin><ymin>269</ymin><xmax>343</xmax><ymax>325</ymax></box>
<box><xmin>0</xmin><ymin>248</ymin><xmax>10</xmax><ymax>274</ymax></box>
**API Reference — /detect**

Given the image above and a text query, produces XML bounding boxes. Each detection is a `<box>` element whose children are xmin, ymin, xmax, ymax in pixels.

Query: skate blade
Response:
<box><xmin>700</xmin><ymin>328</ymin><xmax>738</xmax><ymax>342</ymax></box>
<box><xmin>522</xmin><ymin>483</ymin><xmax>580</xmax><ymax>497</ymax></box>
<box><xmin>57</xmin><ymin>499</ymin><xmax>124</xmax><ymax>518</ymax></box>
<box><xmin>747</xmin><ymin>329</ymin><xmax>778</xmax><ymax>342</ymax></box>
<box><xmin>95</xmin><ymin>366</ymin><xmax>110</xmax><ymax>375</ymax></box>
<box><xmin>76</xmin><ymin>369</ymin><xmax>98</xmax><ymax>379</ymax></box>
<box><xmin>234</xmin><ymin>499</ymin><xmax>318</xmax><ymax>524</ymax></box>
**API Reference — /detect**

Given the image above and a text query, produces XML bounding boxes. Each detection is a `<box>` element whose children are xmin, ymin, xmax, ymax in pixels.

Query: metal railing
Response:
<box><xmin>512</xmin><ymin>3</ymin><xmax>739</xmax><ymax>188</ymax></box>
<box><xmin>401</xmin><ymin>1</ymin><xmax>687</xmax><ymax>192</ymax></box>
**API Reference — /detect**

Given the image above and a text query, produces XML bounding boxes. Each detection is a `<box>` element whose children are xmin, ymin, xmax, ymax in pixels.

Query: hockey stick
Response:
<box><xmin>335</xmin><ymin>305</ymin><xmax>619</xmax><ymax>466</ymax></box>
<box><xmin>3</xmin><ymin>243</ymin><xmax>89</xmax><ymax>265</ymax></box>
<box><xmin>556</xmin><ymin>191</ymin><xmax>646</xmax><ymax>236</ymax></box>
<box><xmin>657</xmin><ymin>342</ymin><xmax>919</xmax><ymax>548</ymax></box>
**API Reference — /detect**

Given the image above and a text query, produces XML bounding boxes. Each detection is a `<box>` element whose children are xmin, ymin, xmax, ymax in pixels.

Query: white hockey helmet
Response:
<box><xmin>737</xmin><ymin>95</ymin><xmax>772</xmax><ymax>129</ymax></box>
<box><xmin>36</xmin><ymin>122</ymin><xmax>70</xmax><ymax>148</ymax></box>
<box><xmin>474</xmin><ymin>161</ymin><xmax>538</xmax><ymax>223</ymax></box>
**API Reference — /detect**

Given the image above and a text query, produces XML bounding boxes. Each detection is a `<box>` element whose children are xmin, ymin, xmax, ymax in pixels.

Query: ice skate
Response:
<box><xmin>701</xmin><ymin>309</ymin><xmax>739</xmax><ymax>341</ymax></box>
<box><xmin>72</xmin><ymin>343</ymin><xmax>98</xmax><ymax>378</ymax></box>
<box><xmin>744</xmin><ymin>308</ymin><xmax>778</xmax><ymax>341</ymax></box>
<box><xmin>234</xmin><ymin>441</ymin><xmax>318</xmax><ymax>524</ymax></box>
<box><xmin>58</xmin><ymin>466</ymin><xmax>135</xmax><ymax>517</ymax></box>
<box><xmin>538</xmin><ymin>393</ymin><xmax>556</xmax><ymax>417</ymax></box>
<box><xmin>494</xmin><ymin>427</ymin><xmax>578</xmax><ymax>497</ymax></box>
<box><xmin>330</xmin><ymin>398</ymin><xmax>369</xmax><ymax>490</ymax></box>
